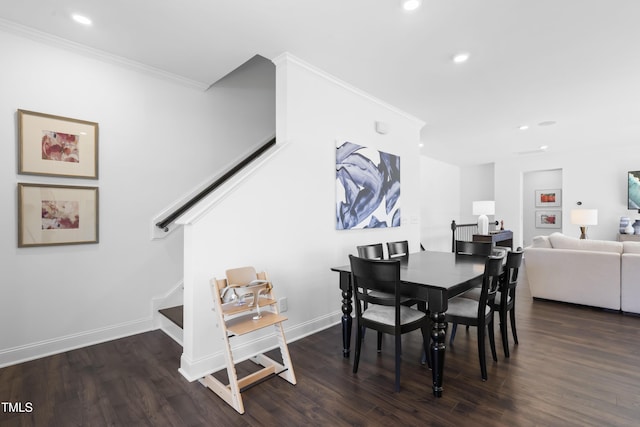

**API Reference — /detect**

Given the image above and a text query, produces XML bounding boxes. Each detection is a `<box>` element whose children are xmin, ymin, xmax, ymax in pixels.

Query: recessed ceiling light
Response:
<box><xmin>418</xmin><ymin>142</ymin><xmax>424</xmax><ymax>148</ymax></box>
<box><xmin>452</xmin><ymin>52</ymin><xmax>470</xmax><ymax>64</ymax></box>
<box><xmin>538</xmin><ymin>120</ymin><xmax>556</xmax><ymax>127</ymax></box>
<box><xmin>402</xmin><ymin>0</ymin><xmax>422</xmax><ymax>11</ymax></box>
<box><xmin>72</xmin><ymin>14</ymin><xmax>92</xmax><ymax>26</ymax></box>
<box><xmin>540</xmin><ymin>145</ymin><xmax>549</xmax><ymax>151</ymax></box>
<box><xmin>518</xmin><ymin>125</ymin><xmax>529</xmax><ymax>131</ymax></box>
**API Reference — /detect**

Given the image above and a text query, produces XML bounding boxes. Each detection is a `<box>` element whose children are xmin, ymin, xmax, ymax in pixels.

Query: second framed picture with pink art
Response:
<box><xmin>535</xmin><ymin>210</ymin><xmax>562</xmax><ymax>229</ymax></box>
<box><xmin>17</xmin><ymin>183</ymin><xmax>99</xmax><ymax>247</ymax></box>
<box><xmin>18</xmin><ymin>109</ymin><xmax>99</xmax><ymax>179</ymax></box>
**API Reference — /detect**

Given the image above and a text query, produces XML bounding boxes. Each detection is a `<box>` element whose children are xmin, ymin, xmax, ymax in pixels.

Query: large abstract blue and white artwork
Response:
<box><xmin>336</xmin><ymin>141</ymin><xmax>401</xmax><ymax>230</ymax></box>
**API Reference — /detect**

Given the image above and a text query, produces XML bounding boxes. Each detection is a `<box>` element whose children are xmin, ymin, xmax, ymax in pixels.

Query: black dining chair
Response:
<box><xmin>496</xmin><ymin>248</ymin><xmax>523</xmax><ymax>357</ymax></box>
<box><xmin>444</xmin><ymin>252</ymin><xmax>504</xmax><ymax>381</ymax></box>
<box><xmin>450</xmin><ymin>240</ymin><xmax>492</xmax><ymax>343</ymax></box>
<box><xmin>388</xmin><ymin>239</ymin><xmax>428</xmax><ymax>312</ymax></box>
<box><xmin>356</xmin><ymin>243</ymin><xmax>386</xmax><ymax>349</ymax></box>
<box><xmin>349</xmin><ymin>255</ymin><xmax>431</xmax><ymax>392</ymax></box>
<box><xmin>387</xmin><ymin>240</ymin><xmax>409</xmax><ymax>258</ymax></box>
<box><xmin>459</xmin><ymin>248</ymin><xmax>523</xmax><ymax>357</ymax></box>
<box><xmin>356</xmin><ymin>242</ymin><xmax>418</xmax><ymax>352</ymax></box>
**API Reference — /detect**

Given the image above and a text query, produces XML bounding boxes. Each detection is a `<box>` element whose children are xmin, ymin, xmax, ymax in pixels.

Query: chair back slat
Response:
<box><xmin>455</xmin><ymin>240</ymin><xmax>493</xmax><ymax>256</ymax></box>
<box><xmin>387</xmin><ymin>240</ymin><xmax>409</xmax><ymax>258</ymax></box>
<box><xmin>357</xmin><ymin>243</ymin><xmax>384</xmax><ymax>260</ymax></box>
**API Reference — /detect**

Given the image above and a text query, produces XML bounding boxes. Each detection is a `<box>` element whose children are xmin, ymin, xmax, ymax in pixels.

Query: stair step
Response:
<box><xmin>159</xmin><ymin>305</ymin><xmax>183</xmax><ymax>329</ymax></box>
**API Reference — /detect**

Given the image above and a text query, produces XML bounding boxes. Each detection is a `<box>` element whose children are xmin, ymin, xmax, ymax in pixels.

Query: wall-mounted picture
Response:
<box><xmin>18</xmin><ymin>183</ymin><xmax>99</xmax><ymax>247</ymax></box>
<box><xmin>535</xmin><ymin>189</ymin><xmax>561</xmax><ymax>207</ymax></box>
<box><xmin>18</xmin><ymin>109</ymin><xmax>99</xmax><ymax>179</ymax></box>
<box><xmin>336</xmin><ymin>141</ymin><xmax>400</xmax><ymax>230</ymax></box>
<box><xmin>535</xmin><ymin>210</ymin><xmax>562</xmax><ymax>228</ymax></box>
<box><xmin>629</xmin><ymin>171</ymin><xmax>640</xmax><ymax>210</ymax></box>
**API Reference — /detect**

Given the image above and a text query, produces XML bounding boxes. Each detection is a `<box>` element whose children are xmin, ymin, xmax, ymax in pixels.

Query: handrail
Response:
<box><xmin>156</xmin><ymin>137</ymin><xmax>276</xmax><ymax>232</ymax></box>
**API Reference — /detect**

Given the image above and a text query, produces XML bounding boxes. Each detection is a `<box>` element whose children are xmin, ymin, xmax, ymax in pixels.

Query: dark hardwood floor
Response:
<box><xmin>3</xmin><ymin>271</ymin><xmax>640</xmax><ymax>426</ymax></box>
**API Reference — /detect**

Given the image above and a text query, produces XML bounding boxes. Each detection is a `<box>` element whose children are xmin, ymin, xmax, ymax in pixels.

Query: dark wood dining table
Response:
<box><xmin>330</xmin><ymin>250</ymin><xmax>487</xmax><ymax>397</ymax></box>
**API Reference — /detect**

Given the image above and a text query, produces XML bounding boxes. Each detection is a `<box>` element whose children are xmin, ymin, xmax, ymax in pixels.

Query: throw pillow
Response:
<box><xmin>531</xmin><ymin>235</ymin><xmax>552</xmax><ymax>248</ymax></box>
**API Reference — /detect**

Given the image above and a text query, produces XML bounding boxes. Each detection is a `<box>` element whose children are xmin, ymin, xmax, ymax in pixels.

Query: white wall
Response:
<box><xmin>420</xmin><ymin>156</ymin><xmax>460</xmax><ymax>251</ymax></box>
<box><xmin>0</xmin><ymin>28</ymin><xmax>273</xmax><ymax>366</ymax></box>
<box><xmin>522</xmin><ymin>169</ymin><xmax>563</xmax><ymax>245</ymax></box>
<box><xmin>178</xmin><ymin>53</ymin><xmax>424</xmax><ymax>380</ymax></box>
<box><xmin>419</xmin><ymin>160</ymin><xmax>496</xmax><ymax>252</ymax></box>
<box><xmin>495</xmin><ymin>147</ymin><xmax>637</xmax><ymax>248</ymax></box>
<box><xmin>460</xmin><ymin>163</ymin><xmax>495</xmax><ymax>223</ymax></box>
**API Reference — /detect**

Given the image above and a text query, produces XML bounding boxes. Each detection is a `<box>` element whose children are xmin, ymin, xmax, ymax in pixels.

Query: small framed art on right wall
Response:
<box><xmin>535</xmin><ymin>210</ymin><xmax>562</xmax><ymax>228</ymax></box>
<box><xmin>535</xmin><ymin>189</ymin><xmax>562</xmax><ymax>208</ymax></box>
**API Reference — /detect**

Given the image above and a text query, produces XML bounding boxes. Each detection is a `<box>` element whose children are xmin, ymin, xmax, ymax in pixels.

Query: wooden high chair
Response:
<box><xmin>201</xmin><ymin>266</ymin><xmax>296</xmax><ymax>414</ymax></box>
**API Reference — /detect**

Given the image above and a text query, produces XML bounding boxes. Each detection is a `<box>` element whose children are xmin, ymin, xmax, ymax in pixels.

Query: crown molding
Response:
<box><xmin>0</xmin><ymin>17</ymin><xmax>210</xmax><ymax>91</ymax></box>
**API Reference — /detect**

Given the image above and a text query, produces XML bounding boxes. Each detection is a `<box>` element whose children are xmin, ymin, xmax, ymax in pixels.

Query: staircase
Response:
<box><xmin>159</xmin><ymin>305</ymin><xmax>183</xmax><ymax>329</ymax></box>
<box><xmin>155</xmin><ymin>137</ymin><xmax>279</xmax><ymax>345</ymax></box>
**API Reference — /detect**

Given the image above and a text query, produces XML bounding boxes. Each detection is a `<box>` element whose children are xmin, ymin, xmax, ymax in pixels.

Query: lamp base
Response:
<box><xmin>579</xmin><ymin>226</ymin><xmax>588</xmax><ymax>239</ymax></box>
<box><xmin>478</xmin><ymin>215</ymin><xmax>489</xmax><ymax>235</ymax></box>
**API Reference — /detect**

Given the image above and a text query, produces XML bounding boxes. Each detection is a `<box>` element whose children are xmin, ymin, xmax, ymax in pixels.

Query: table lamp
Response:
<box><xmin>473</xmin><ymin>200</ymin><xmax>495</xmax><ymax>235</ymax></box>
<box><xmin>570</xmin><ymin>209</ymin><xmax>598</xmax><ymax>239</ymax></box>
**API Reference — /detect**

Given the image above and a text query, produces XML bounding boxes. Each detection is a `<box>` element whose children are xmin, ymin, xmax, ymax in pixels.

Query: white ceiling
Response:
<box><xmin>2</xmin><ymin>0</ymin><xmax>639</xmax><ymax>165</ymax></box>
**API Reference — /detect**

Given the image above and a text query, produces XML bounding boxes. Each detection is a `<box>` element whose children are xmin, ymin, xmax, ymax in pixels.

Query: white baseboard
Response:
<box><xmin>0</xmin><ymin>317</ymin><xmax>153</xmax><ymax>369</ymax></box>
<box><xmin>179</xmin><ymin>312</ymin><xmax>341</xmax><ymax>381</ymax></box>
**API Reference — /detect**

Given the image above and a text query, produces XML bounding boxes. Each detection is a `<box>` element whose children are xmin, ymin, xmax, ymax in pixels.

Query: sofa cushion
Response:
<box><xmin>622</xmin><ymin>252</ymin><xmax>640</xmax><ymax>313</ymax></box>
<box><xmin>531</xmin><ymin>235</ymin><xmax>552</xmax><ymax>248</ymax></box>
<box><xmin>548</xmin><ymin>232</ymin><xmax>623</xmax><ymax>254</ymax></box>
<box><xmin>524</xmin><ymin>247</ymin><xmax>622</xmax><ymax>310</ymax></box>
<box><xmin>623</xmin><ymin>241</ymin><xmax>640</xmax><ymax>254</ymax></box>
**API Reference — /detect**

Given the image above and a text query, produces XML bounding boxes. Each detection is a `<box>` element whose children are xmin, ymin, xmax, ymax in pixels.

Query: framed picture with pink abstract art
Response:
<box><xmin>18</xmin><ymin>183</ymin><xmax>99</xmax><ymax>247</ymax></box>
<box><xmin>535</xmin><ymin>210</ymin><xmax>561</xmax><ymax>229</ymax></box>
<box><xmin>534</xmin><ymin>189</ymin><xmax>561</xmax><ymax>207</ymax></box>
<box><xmin>18</xmin><ymin>109</ymin><xmax>99</xmax><ymax>179</ymax></box>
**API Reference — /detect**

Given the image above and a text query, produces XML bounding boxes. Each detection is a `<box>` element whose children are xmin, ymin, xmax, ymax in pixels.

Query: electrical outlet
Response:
<box><xmin>278</xmin><ymin>297</ymin><xmax>288</xmax><ymax>312</ymax></box>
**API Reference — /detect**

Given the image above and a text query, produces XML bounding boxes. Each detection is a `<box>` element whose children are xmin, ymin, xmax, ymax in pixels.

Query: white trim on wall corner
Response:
<box><xmin>271</xmin><ymin>52</ymin><xmax>425</xmax><ymax>127</ymax></box>
<box><xmin>0</xmin><ymin>317</ymin><xmax>154</xmax><ymax>369</ymax></box>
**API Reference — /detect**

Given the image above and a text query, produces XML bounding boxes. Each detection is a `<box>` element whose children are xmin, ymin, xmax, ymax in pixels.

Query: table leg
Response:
<box><xmin>341</xmin><ymin>290</ymin><xmax>352</xmax><ymax>357</ymax></box>
<box><xmin>339</xmin><ymin>272</ymin><xmax>353</xmax><ymax>358</ymax></box>
<box><xmin>430</xmin><ymin>310</ymin><xmax>447</xmax><ymax>397</ymax></box>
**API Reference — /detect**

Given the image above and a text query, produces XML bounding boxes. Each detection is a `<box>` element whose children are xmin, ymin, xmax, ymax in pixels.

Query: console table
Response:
<box><xmin>618</xmin><ymin>233</ymin><xmax>640</xmax><ymax>242</ymax></box>
<box><xmin>473</xmin><ymin>230</ymin><xmax>513</xmax><ymax>250</ymax></box>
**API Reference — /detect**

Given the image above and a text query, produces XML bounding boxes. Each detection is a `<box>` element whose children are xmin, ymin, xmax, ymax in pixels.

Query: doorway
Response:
<box><xmin>522</xmin><ymin>169</ymin><xmax>563</xmax><ymax>246</ymax></box>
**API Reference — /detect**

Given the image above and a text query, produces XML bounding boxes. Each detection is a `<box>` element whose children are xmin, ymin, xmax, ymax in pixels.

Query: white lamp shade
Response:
<box><xmin>570</xmin><ymin>209</ymin><xmax>598</xmax><ymax>226</ymax></box>
<box><xmin>473</xmin><ymin>200</ymin><xmax>495</xmax><ymax>235</ymax></box>
<box><xmin>473</xmin><ymin>201</ymin><xmax>495</xmax><ymax>216</ymax></box>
